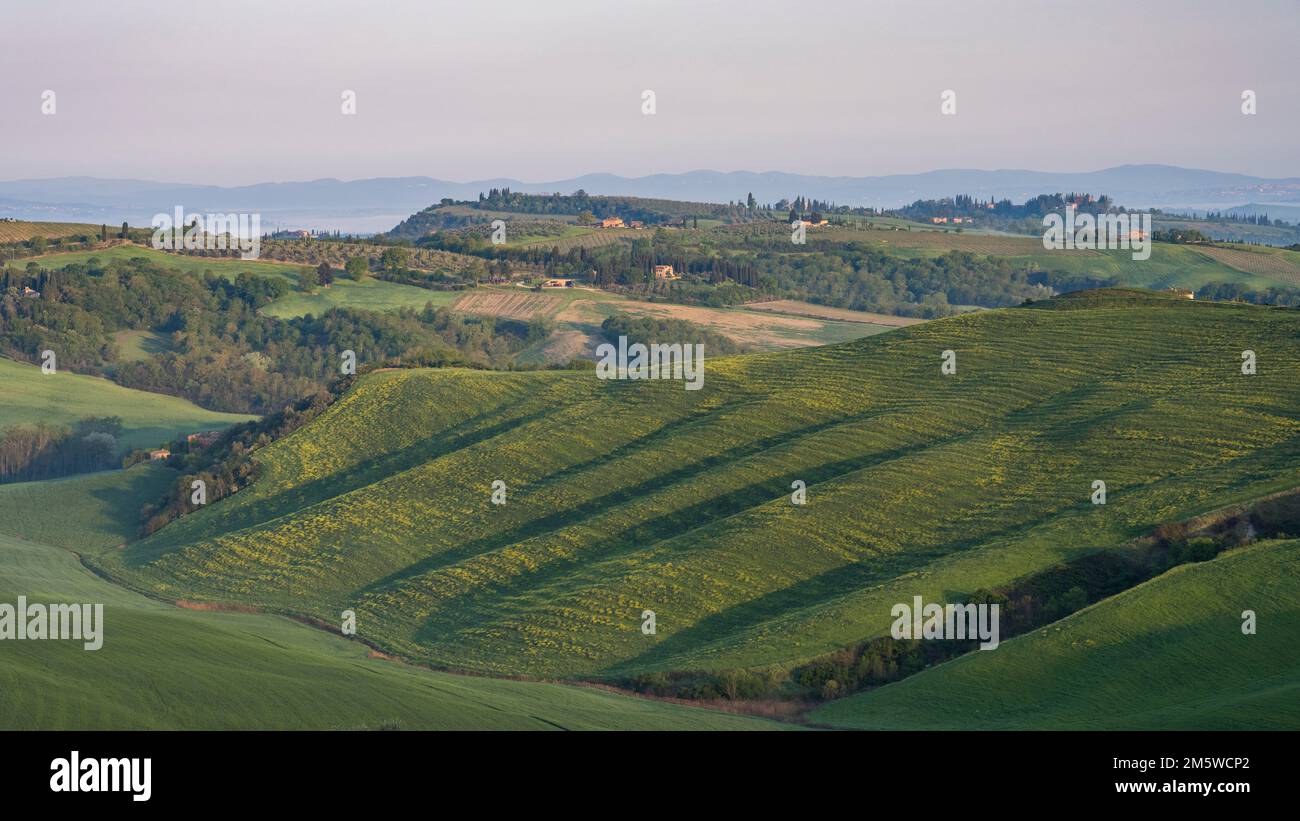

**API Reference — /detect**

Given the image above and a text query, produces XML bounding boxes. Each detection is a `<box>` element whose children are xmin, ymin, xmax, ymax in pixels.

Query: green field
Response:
<box><xmin>0</xmin><ymin>356</ymin><xmax>251</xmax><ymax>451</ymax></box>
<box><xmin>0</xmin><ymin>221</ymin><xmax>101</xmax><ymax>244</ymax></box>
<box><xmin>811</xmin><ymin>539</ymin><xmax>1300</xmax><ymax>729</ymax></box>
<box><xmin>30</xmin><ymin>244</ymin><xmax>449</xmax><ymax>319</ymax></box>
<box><xmin>803</xmin><ymin>222</ymin><xmax>1294</xmax><ymax>291</ymax></box>
<box><xmin>90</xmin><ymin>291</ymin><xmax>1300</xmax><ymax>712</ymax></box>
<box><xmin>0</xmin><ymin>465</ymin><xmax>178</xmax><ymax>549</ymax></box>
<box><xmin>1014</xmin><ymin>243</ymin><xmax>1293</xmax><ymax>291</ymax></box>
<box><xmin>0</xmin><ymin>465</ymin><xmax>784</xmax><ymax>730</ymax></box>
<box><xmin>258</xmin><ymin>277</ymin><xmax>459</xmax><ymax>318</ymax></box>
<box><xmin>31</xmin><ymin>244</ymin><xmax>301</xmax><ymax>279</ymax></box>
<box><xmin>110</xmin><ymin>329</ymin><xmax>170</xmax><ymax>362</ymax></box>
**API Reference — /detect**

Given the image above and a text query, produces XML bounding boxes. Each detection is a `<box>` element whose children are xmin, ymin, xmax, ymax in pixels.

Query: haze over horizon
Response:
<box><xmin>4</xmin><ymin>161</ymin><xmax>1299</xmax><ymax>190</ymax></box>
<box><xmin>3</xmin><ymin>0</ymin><xmax>1297</xmax><ymax>186</ymax></box>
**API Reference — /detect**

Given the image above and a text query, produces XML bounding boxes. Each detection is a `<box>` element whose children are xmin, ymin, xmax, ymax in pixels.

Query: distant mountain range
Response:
<box><xmin>3</xmin><ymin>165</ymin><xmax>1298</xmax><ymax>234</ymax></box>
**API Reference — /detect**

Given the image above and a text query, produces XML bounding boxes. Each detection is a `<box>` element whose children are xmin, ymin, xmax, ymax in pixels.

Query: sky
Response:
<box><xmin>2</xmin><ymin>0</ymin><xmax>1297</xmax><ymax>185</ymax></box>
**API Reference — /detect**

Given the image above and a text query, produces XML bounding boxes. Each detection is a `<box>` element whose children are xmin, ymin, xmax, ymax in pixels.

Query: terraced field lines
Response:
<box><xmin>0</xmin><ymin>221</ymin><xmax>100</xmax><ymax>243</ymax></box>
<box><xmin>0</xmin><ymin>469</ymin><xmax>784</xmax><ymax>730</ymax></box>
<box><xmin>453</xmin><ymin>291</ymin><xmax>565</xmax><ymax>320</ymax></box>
<box><xmin>1194</xmin><ymin>245</ymin><xmax>1300</xmax><ymax>285</ymax></box>
<box><xmin>88</xmin><ymin>292</ymin><xmax>1300</xmax><ymax>699</ymax></box>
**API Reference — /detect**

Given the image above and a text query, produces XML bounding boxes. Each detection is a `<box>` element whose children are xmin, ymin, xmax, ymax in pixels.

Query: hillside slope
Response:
<box><xmin>0</xmin><ymin>466</ymin><xmax>782</xmax><ymax>730</ymax></box>
<box><xmin>95</xmin><ymin>291</ymin><xmax>1300</xmax><ymax>680</ymax></box>
<box><xmin>811</xmin><ymin>539</ymin><xmax>1300</xmax><ymax>730</ymax></box>
<box><xmin>0</xmin><ymin>356</ymin><xmax>252</xmax><ymax>451</ymax></box>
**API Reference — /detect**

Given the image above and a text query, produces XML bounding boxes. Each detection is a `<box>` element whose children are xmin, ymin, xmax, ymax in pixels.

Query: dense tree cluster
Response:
<box><xmin>135</xmin><ymin>388</ymin><xmax>338</xmax><ymax>536</ymax></box>
<box><xmin>473</xmin><ymin>188</ymin><xmax>728</xmax><ymax>224</ymax></box>
<box><xmin>1195</xmin><ymin>280</ymin><xmax>1300</xmax><ymax>307</ymax></box>
<box><xmin>896</xmin><ymin>192</ymin><xmax>1117</xmax><ymax>223</ymax></box>
<box><xmin>0</xmin><ymin>256</ymin><xmax>536</xmax><ymax>414</ymax></box>
<box><xmin>1197</xmin><ymin>210</ymin><xmax>1295</xmax><ymax>227</ymax></box>
<box><xmin>0</xmin><ymin>416</ymin><xmax>121</xmax><ymax>483</ymax></box>
<box><xmin>395</xmin><ymin>215</ymin><xmax>1300</xmax><ymax>315</ymax></box>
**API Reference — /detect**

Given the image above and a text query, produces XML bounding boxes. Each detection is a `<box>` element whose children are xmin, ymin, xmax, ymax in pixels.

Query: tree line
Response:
<box><xmin>0</xmin><ymin>417</ymin><xmax>122</xmax><ymax>483</ymax></box>
<box><xmin>1</xmin><ymin>255</ymin><xmax>540</xmax><ymax>414</ymax></box>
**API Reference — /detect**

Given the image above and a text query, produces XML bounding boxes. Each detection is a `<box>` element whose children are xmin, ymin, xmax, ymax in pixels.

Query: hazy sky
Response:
<box><xmin>3</xmin><ymin>0</ymin><xmax>1296</xmax><ymax>185</ymax></box>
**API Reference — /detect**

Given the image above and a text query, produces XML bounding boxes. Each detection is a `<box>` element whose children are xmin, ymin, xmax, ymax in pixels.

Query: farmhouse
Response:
<box><xmin>1164</xmin><ymin>287</ymin><xmax>1195</xmax><ymax>299</ymax></box>
<box><xmin>21</xmin><ymin>286</ymin><xmax>40</xmax><ymax>298</ymax></box>
<box><xmin>542</xmin><ymin>278</ymin><xmax>573</xmax><ymax>288</ymax></box>
<box><xmin>652</xmin><ymin>265</ymin><xmax>679</xmax><ymax>280</ymax></box>
<box><xmin>600</xmin><ymin>217</ymin><xmax>625</xmax><ymax>228</ymax></box>
<box><xmin>148</xmin><ymin>449</ymin><xmax>170</xmax><ymax>461</ymax></box>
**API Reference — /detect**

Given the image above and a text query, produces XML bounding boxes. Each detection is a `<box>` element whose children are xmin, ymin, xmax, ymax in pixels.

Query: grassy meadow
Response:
<box><xmin>31</xmin><ymin>244</ymin><xmax>301</xmax><ymax>279</ymax></box>
<box><xmin>811</xmin><ymin>538</ymin><xmax>1300</xmax><ymax>730</ymax></box>
<box><xmin>0</xmin><ymin>221</ymin><xmax>101</xmax><ymax>243</ymax></box>
<box><xmin>0</xmin><ymin>356</ymin><xmax>252</xmax><ymax>451</ymax></box>
<box><xmin>256</xmin><ymin>276</ymin><xmax>458</xmax><ymax>318</ymax></box>
<box><xmin>804</xmin><ymin>221</ymin><xmax>1296</xmax><ymax>291</ymax></box>
<box><xmin>0</xmin><ymin>465</ymin><xmax>785</xmax><ymax>730</ymax></box>
<box><xmin>29</xmin><ymin>244</ymin><xmax>449</xmax><ymax>319</ymax></box>
<box><xmin>89</xmin><ymin>291</ymin><xmax>1300</xmax><ymax>705</ymax></box>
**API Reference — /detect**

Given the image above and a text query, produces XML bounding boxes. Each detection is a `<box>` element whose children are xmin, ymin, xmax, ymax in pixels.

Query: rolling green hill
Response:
<box><xmin>257</xmin><ymin>277</ymin><xmax>458</xmax><ymax>318</ymax></box>
<box><xmin>29</xmin><ymin>244</ymin><xmax>448</xmax><ymax>319</ymax></box>
<box><xmin>815</xmin><ymin>226</ymin><xmax>1294</xmax><ymax>291</ymax></box>
<box><xmin>0</xmin><ymin>356</ymin><xmax>252</xmax><ymax>451</ymax></box>
<box><xmin>0</xmin><ymin>465</ymin><xmax>784</xmax><ymax>730</ymax></box>
<box><xmin>89</xmin><ymin>290</ymin><xmax>1300</xmax><ymax>696</ymax></box>
<box><xmin>0</xmin><ymin>464</ymin><xmax>178</xmax><ymax>548</ymax></box>
<box><xmin>31</xmin><ymin>244</ymin><xmax>301</xmax><ymax>279</ymax></box>
<box><xmin>811</xmin><ymin>538</ymin><xmax>1300</xmax><ymax>729</ymax></box>
<box><xmin>0</xmin><ymin>221</ymin><xmax>100</xmax><ymax>244</ymax></box>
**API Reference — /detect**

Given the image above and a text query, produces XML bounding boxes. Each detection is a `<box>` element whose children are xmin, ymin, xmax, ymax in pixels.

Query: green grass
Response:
<box><xmin>0</xmin><ymin>356</ymin><xmax>251</xmax><ymax>451</ymax></box>
<box><xmin>0</xmin><ymin>464</ymin><xmax>177</xmax><ymax>549</ymax></box>
<box><xmin>257</xmin><ymin>277</ymin><xmax>459</xmax><ymax>318</ymax></box>
<box><xmin>110</xmin><ymin>329</ymin><xmax>170</xmax><ymax>362</ymax></box>
<box><xmin>30</xmin><ymin>243</ymin><xmax>460</xmax><ymax>319</ymax></box>
<box><xmin>90</xmin><ymin>290</ymin><xmax>1300</xmax><ymax>696</ymax></box>
<box><xmin>31</xmin><ymin>244</ymin><xmax>301</xmax><ymax>279</ymax></box>
<box><xmin>509</xmin><ymin>225</ymin><xmax>597</xmax><ymax>247</ymax></box>
<box><xmin>811</xmin><ymin>539</ymin><xmax>1300</xmax><ymax>730</ymax></box>
<box><xmin>0</xmin><ymin>467</ymin><xmax>785</xmax><ymax>730</ymax></box>
<box><xmin>0</xmin><ymin>221</ymin><xmax>101</xmax><ymax>244</ymax></box>
<box><xmin>740</xmin><ymin>313</ymin><xmax>896</xmax><ymax>346</ymax></box>
<box><xmin>1018</xmin><ymin>243</ymin><xmax>1289</xmax><ymax>291</ymax></box>
<box><xmin>846</xmin><ymin>230</ymin><xmax>1290</xmax><ymax>291</ymax></box>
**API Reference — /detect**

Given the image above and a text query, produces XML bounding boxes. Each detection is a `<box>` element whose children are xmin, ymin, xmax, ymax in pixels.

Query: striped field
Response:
<box><xmin>89</xmin><ymin>291</ymin><xmax>1300</xmax><ymax>704</ymax></box>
